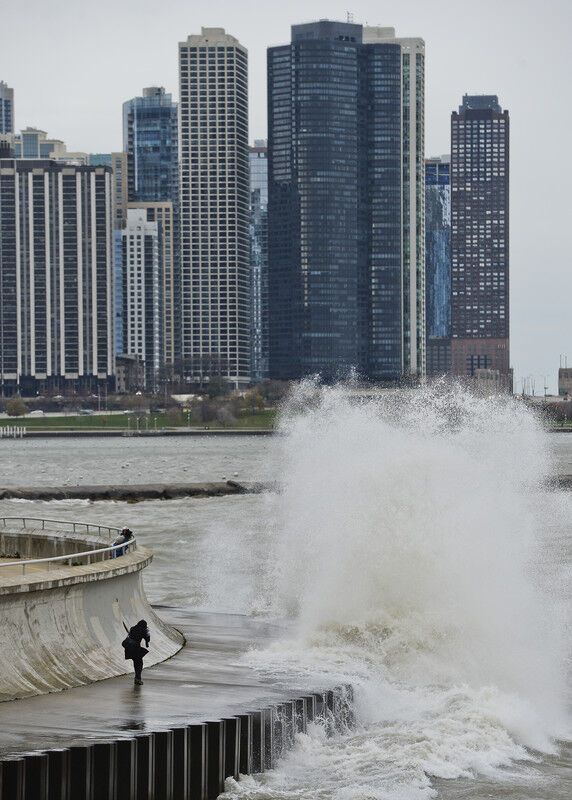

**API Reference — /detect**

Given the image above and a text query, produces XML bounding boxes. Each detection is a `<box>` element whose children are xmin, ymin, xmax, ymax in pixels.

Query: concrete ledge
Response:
<box><xmin>0</xmin><ymin>545</ymin><xmax>153</xmax><ymax>596</ymax></box>
<box><xmin>0</xmin><ymin>537</ymin><xmax>183</xmax><ymax>702</ymax></box>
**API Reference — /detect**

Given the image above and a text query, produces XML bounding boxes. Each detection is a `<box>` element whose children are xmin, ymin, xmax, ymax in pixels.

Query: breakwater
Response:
<box><xmin>0</xmin><ymin>481</ymin><xmax>271</xmax><ymax>502</ymax></box>
<box><xmin>0</xmin><ymin>684</ymin><xmax>353</xmax><ymax>800</ymax></box>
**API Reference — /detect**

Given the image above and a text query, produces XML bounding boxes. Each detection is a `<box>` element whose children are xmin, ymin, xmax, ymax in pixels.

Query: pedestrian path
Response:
<box><xmin>0</xmin><ymin>608</ymin><xmax>296</xmax><ymax>758</ymax></box>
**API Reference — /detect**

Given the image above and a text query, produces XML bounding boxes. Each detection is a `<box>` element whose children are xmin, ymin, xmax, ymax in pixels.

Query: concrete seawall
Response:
<box><xmin>0</xmin><ymin>532</ymin><xmax>183</xmax><ymax>702</ymax></box>
<box><xmin>0</xmin><ymin>684</ymin><xmax>354</xmax><ymax>800</ymax></box>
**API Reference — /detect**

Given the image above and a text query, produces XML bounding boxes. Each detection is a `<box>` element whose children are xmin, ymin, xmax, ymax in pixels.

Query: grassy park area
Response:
<box><xmin>0</xmin><ymin>408</ymin><xmax>276</xmax><ymax>431</ymax></box>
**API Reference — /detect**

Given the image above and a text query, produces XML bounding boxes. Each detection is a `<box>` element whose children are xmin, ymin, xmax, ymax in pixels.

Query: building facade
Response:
<box><xmin>123</xmin><ymin>87</ymin><xmax>178</xmax><ymax>206</ymax></box>
<box><xmin>127</xmin><ymin>201</ymin><xmax>176</xmax><ymax>368</ymax></box>
<box><xmin>558</xmin><ymin>367</ymin><xmax>572</xmax><ymax>397</ymax></box>
<box><xmin>249</xmin><ymin>140</ymin><xmax>268</xmax><ymax>382</ymax></box>
<box><xmin>0</xmin><ymin>82</ymin><xmax>14</xmax><ymax>135</ymax></box>
<box><xmin>0</xmin><ymin>159</ymin><xmax>114</xmax><ymax>394</ymax></box>
<box><xmin>450</xmin><ymin>95</ymin><xmax>510</xmax><ymax>382</ymax></box>
<box><xmin>178</xmin><ymin>28</ymin><xmax>250</xmax><ymax>388</ymax></box>
<box><xmin>267</xmin><ymin>21</ymin><xmax>425</xmax><ymax>382</ymax></box>
<box><xmin>121</xmin><ymin>208</ymin><xmax>163</xmax><ymax>391</ymax></box>
<box><xmin>425</xmin><ymin>156</ymin><xmax>451</xmax><ymax>376</ymax></box>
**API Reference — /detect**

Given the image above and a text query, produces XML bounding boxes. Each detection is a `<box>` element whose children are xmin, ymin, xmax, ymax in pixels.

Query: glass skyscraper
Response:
<box><xmin>123</xmin><ymin>88</ymin><xmax>178</xmax><ymax>373</ymax></box>
<box><xmin>450</xmin><ymin>95</ymin><xmax>510</xmax><ymax>384</ymax></box>
<box><xmin>249</xmin><ymin>141</ymin><xmax>268</xmax><ymax>382</ymax></box>
<box><xmin>267</xmin><ymin>21</ymin><xmax>425</xmax><ymax>382</ymax></box>
<box><xmin>425</xmin><ymin>156</ymin><xmax>451</xmax><ymax>375</ymax></box>
<box><xmin>123</xmin><ymin>87</ymin><xmax>178</xmax><ymax>205</ymax></box>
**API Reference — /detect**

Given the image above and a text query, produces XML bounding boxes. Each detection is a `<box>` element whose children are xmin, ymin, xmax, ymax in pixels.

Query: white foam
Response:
<box><xmin>223</xmin><ymin>383</ymin><xmax>572</xmax><ymax>799</ymax></box>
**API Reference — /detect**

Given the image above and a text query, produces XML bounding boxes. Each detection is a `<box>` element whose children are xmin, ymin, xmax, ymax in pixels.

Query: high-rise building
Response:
<box><xmin>123</xmin><ymin>88</ymin><xmax>178</xmax><ymax>369</ymax></box>
<box><xmin>0</xmin><ymin>82</ymin><xmax>14</xmax><ymax>134</ymax></box>
<box><xmin>12</xmin><ymin>127</ymin><xmax>88</xmax><ymax>163</ymax></box>
<box><xmin>267</xmin><ymin>21</ymin><xmax>425</xmax><ymax>382</ymax></box>
<box><xmin>450</xmin><ymin>95</ymin><xmax>510</xmax><ymax>383</ymax></box>
<box><xmin>127</xmin><ymin>202</ymin><xmax>176</xmax><ymax>368</ymax></box>
<box><xmin>110</xmin><ymin>152</ymin><xmax>129</xmax><ymax>359</ymax></box>
<box><xmin>249</xmin><ymin>140</ymin><xmax>268</xmax><ymax>383</ymax></box>
<box><xmin>123</xmin><ymin>87</ymin><xmax>178</xmax><ymax>206</ymax></box>
<box><xmin>121</xmin><ymin>208</ymin><xmax>163</xmax><ymax>391</ymax></box>
<box><xmin>89</xmin><ymin>153</ymin><xmax>113</xmax><ymax>168</ymax></box>
<box><xmin>178</xmin><ymin>28</ymin><xmax>250</xmax><ymax>388</ymax></box>
<box><xmin>425</xmin><ymin>156</ymin><xmax>451</xmax><ymax>376</ymax></box>
<box><xmin>0</xmin><ymin>159</ymin><xmax>114</xmax><ymax>394</ymax></box>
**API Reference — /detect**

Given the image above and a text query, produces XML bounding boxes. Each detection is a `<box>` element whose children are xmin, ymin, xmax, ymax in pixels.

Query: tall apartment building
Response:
<box><xmin>0</xmin><ymin>82</ymin><xmax>14</xmax><ymax>134</ymax></box>
<box><xmin>123</xmin><ymin>87</ymin><xmax>178</xmax><ymax>205</ymax></box>
<box><xmin>249</xmin><ymin>140</ymin><xmax>268</xmax><ymax>382</ymax></box>
<box><xmin>12</xmin><ymin>128</ymin><xmax>88</xmax><ymax>163</ymax></box>
<box><xmin>425</xmin><ymin>156</ymin><xmax>451</xmax><ymax>376</ymax></box>
<box><xmin>121</xmin><ymin>208</ymin><xmax>162</xmax><ymax>391</ymax></box>
<box><xmin>123</xmin><ymin>87</ymin><xmax>178</xmax><ymax>374</ymax></box>
<box><xmin>126</xmin><ymin>202</ymin><xmax>176</xmax><ymax>368</ymax></box>
<box><xmin>178</xmin><ymin>28</ymin><xmax>250</xmax><ymax>388</ymax></box>
<box><xmin>111</xmin><ymin>152</ymin><xmax>129</xmax><ymax>358</ymax></box>
<box><xmin>0</xmin><ymin>159</ymin><xmax>114</xmax><ymax>394</ymax></box>
<box><xmin>267</xmin><ymin>21</ymin><xmax>425</xmax><ymax>382</ymax></box>
<box><xmin>450</xmin><ymin>95</ymin><xmax>510</xmax><ymax>383</ymax></box>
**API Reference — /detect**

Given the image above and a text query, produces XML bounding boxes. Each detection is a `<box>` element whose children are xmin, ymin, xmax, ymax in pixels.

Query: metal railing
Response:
<box><xmin>0</xmin><ymin>517</ymin><xmax>135</xmax><ymax>576</ymax></box>
<box><xmin>0</xmin><ymin>517</ymin><xmax>121</xmax><ymax>541</ymax></box>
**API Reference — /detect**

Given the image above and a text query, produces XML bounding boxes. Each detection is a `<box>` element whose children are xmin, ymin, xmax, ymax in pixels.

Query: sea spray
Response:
<box><xmin>224</xmin><ymin>383</ymin><xmax>571</xmax><ymax>799</ymax></box>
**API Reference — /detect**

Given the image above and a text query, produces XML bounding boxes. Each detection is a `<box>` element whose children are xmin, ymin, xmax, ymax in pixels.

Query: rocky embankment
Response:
<box><xmin>0</xmin><ymin>480</ymin><xmax>272</xmax><ymax>502</ymax></box>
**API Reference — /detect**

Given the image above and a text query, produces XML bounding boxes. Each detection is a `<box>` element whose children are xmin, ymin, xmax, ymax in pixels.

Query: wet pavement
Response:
<box><xmin>0</xmin><ymin>608</ymin><xmax>296</xmax><ymax>758</ymax></box>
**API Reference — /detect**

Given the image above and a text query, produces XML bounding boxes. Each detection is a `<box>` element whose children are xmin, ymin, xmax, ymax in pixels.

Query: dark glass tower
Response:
<box><xmin>123</xmin><ymin>87</ymin><xmax>178</xmax><ymax>205</ymax></box>
<box><xmin>249</xmin><ymin>141</ymin><xmax>268</xmax><ymax>382</ymax></box>
<box><xmin>425</xmin><ymin>156</ymin><xmax>451</xmax><ymax>375</ymax></box>
<box><xmin>0</xmin><ymin>81</ymin><xmax>14</xmax><ymax>134</ymax></box>
<box><xmin>267</xmin><ymin>21</ymin><xmax>425</xmax><ymax>382</ymax></box>
<box><xmin>450</xmin><ymin>95</ymin><xmax>510</xmax><ymax>382</ymax></box>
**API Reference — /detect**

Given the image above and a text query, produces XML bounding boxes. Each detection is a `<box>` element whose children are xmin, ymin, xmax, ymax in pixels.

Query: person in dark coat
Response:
<box><xmin>122</xmin><ymin>619</ymin><xmax>150</xmax><ymax>685</ymax></box>
<box><xmin>112</xmin><ymin>527</ymin><xmax>133</xmax><ymax>558</ymax></box>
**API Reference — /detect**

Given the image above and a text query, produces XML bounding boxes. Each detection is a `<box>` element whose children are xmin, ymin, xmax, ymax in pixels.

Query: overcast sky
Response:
<box><xmin>2</xmin><ymin>0</ymin><xmax>571</xmax><ymax>393</ymax></box>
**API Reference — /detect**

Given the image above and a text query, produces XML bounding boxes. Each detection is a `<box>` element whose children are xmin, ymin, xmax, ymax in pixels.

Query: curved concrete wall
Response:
<box><xmin>0</xmin><ymin>541</ymin><xmax>184</xmax><ymax>702</ymax></box>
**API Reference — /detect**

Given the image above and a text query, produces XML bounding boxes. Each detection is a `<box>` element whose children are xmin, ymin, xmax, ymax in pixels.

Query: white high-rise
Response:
<box><xmin>363</xmin><ymin>27</ymin><xmax>426</xmax><ymax>378</ymax></box>
<box><xmin>0</xmin><ymin>159</ymin><xmax>114</xmax><ymax>394</ymax></box>
<box><xmin>121</xmin><ymin>208</ymin><xmax>163</xmax><ymax>391</ymax></box>
<box><xmin>178</xmin><ymin>28</ymin><xmax>250</xmax><ymax>388</ymax></box>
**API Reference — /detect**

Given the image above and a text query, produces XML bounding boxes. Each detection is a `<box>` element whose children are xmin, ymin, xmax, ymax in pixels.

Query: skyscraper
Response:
<box><xmin>249</xmin><ymin>140</ymin><xmax>268</xmax><ymax>382</ymax></box>
<box><xmin>121</xmin><ymin>209</ymin><xmax>162</xmax><ymax>391</ymax></box>
<box><xmin>267</xmin><ymin>21</ymin><xmax>425</xmax><ymax>382</ymax></box>
<box><xmin>122</xmin><ymin>88</ymin><xmax>178</xmax><ymax>374</ymax></box>
<box><xmin>178</xmin><ymin>28</ymin><xmax>250</xmax><ymax>388</ymax></box>
<box><xmin>126</xmin><ymin>201</ymin><xmax>176</xmax><ymax>368</ymax></box>
<box><xmin>425</xmin><ymin>156</ymin><xmax>451</xmax><ymax>376</ymax></box>
<box><xmin>123</xmin><ymin>87</ymin><xmax>178</xmax><ymax>205</ymax></box>
<box><xmin>0</xmin><ymin>82</ymin><xmax>14</xmax><ymax>134</ymax></box>
<box><xmin>450</xmin><ymin>95</ymin><xmax>510</xmax><ymax>383</ymax></box>
<box><xmin>0</xmin><ymin>159</ymin><xmax>114</xmax><ymax>394</ymax></box>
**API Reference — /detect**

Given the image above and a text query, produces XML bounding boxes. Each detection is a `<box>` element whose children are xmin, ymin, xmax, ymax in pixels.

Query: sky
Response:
<box><xmin>2</xmin><ymin>0</ymin><xmax>571</xmax><ymax>393</ymax></box>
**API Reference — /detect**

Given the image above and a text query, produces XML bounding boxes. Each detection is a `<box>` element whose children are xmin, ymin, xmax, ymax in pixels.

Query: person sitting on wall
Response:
<box><xmin>122</xmin><ymin>619</ymin><xmax>150</xmax><ymax>685</ymax></box>
<box><xmin>112</xmin><ymin>527</ymin><xmax>133</xmax><ymax>558</ymax></box>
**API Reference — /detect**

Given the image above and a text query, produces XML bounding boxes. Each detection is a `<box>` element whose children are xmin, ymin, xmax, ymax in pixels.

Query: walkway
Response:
<box><xmin>0</xmin><ymin>608</ymin><xmax>297</xmax><ymax>758</ymax></box>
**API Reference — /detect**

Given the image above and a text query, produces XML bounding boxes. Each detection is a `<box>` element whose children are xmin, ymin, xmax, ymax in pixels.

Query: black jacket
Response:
<box><xmin>122</xmin><ymin>622</ymin><xmax>150</xmax><ymax>661</ymax></box>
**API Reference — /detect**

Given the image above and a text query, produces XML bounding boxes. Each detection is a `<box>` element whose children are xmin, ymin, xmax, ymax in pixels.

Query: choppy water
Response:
<box><xmin>0</xmin><ymin>387</ymin><xmax>570</xmax><ymax>799</ymax></box>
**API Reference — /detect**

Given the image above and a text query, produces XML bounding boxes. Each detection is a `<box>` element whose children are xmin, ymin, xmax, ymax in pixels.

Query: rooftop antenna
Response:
<box><xmin>347</xmin><ymin>11</ymin><xmax>354</xmax><ymax>23</ymax></box>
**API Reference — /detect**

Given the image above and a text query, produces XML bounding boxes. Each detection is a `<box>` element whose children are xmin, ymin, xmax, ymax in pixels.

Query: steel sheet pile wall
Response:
<box><xmin>0</xmin><ymin>685</ymin><xmax>354</xmax><ymax>799</ymax></box>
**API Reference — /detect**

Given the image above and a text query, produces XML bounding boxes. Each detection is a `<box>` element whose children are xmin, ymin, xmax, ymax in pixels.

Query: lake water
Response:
<box><xmin>0</xmin><ymin>387</ymin><xmax>570</xmax><ymax>800</ymax></box>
